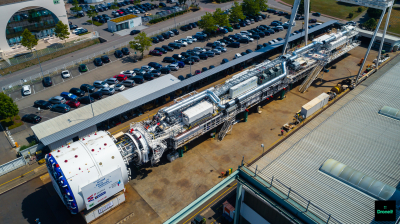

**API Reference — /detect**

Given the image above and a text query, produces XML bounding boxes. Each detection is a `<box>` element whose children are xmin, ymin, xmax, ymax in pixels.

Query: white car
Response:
<box><xmin>193</xmin><ymin>47</ymin><xmax>206</xmax><ymax>52</ymax></box>
<box><xmin>180</xmin><ymin>38</ymin><xmax>192</xmax><ymax>44</ymax></box>
<box><xmin>61</xmin><ymin>70</ymin><xmax>71</xmax><ymax>78</ymax></box>
<box><xmin>240</xmin><ymin>31</ymin><xmax>251</xmax><ymax>36</ymax></box>
<box><xmin>214</xmin><ymin>41</ymin><xmax>225</xmax><ymax>46</ymax></box>
<box><xmin>174</xmin><ymin>40</ymin><xmax>188</xmax><ymax>46</ymax></box>
<box><xmin>22</xmin><ymin>85</ymin><xmax>31</xmax><ymax>96</ymax></box>
<box><xmin>234</xmin><ymin>53</ymin><xmax>242</xmax><ymax>59</ymax></box>
<box><xmin>243</xmin><ymin>36</ymin><xmax>254</xmax><ymax>42</ymax></box>
<box><xmin>141</xmin><ymin>65</ymin><xmax>154</xmax><ymax>71</ymax></box>
<box><xmin>72</xmin><ymin>27</ymin><xmax>84</xmax><ymax>34</ymax></box>
<box><xmin>168</xmin><ymin>64</ymin><xmax>179</xmax><ymax>71</ymax></box>
<box><xmin>215</xmin><ymin>46</ymin><xmax>227</xmax><ymax>52</ymax></box>
<box><xmin>114</xmin><ymin>84</ymin><xmax>125</xmax><ymax>91</ymax></box>
<box><xmin>187</xmin><ymin>36</ymin><xmax>197</xmax><ymax>42</ymax></box>
<box><xmin>120</xmin><ymin>70</ymin><xmax>135</xmax><ymax>76</ymax></box>
<box><xmin>133</xmin><ymin>10</ymin><xmax>140</xmax><ymax>14</ymax></box>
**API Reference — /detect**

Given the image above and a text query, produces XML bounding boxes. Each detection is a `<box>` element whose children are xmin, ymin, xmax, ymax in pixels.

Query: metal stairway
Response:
<box><xmin>298</xmin><ymin>61</ymin><xmax>325</xmax><ymax>93</ymax></box>
<box><xmin>218</xmin><ymin>113</ymin><xmax>236</xmax><ymax>141</ymax></box>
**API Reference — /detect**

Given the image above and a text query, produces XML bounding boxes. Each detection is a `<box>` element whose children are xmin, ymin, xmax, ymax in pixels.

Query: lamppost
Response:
<box><xmin>261</xmin><ymin>144</ymin><xmax>264</xmax><ymax>153</ymax></box>
<box><xmin>34</xmin><ymin>49</ymin><xmax>43</xmax><ymax>76</ymax></box>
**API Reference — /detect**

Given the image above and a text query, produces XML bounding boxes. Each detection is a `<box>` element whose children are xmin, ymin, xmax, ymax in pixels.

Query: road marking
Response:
<box><xmin>0</xmin><ymin>164</ymin><xmax>46</xmax><ymax>188</ymax></box>
<box><xmin>183</xmin><ymin>183</ymin><xmax>237</xmax><ymax>224</ymax></box>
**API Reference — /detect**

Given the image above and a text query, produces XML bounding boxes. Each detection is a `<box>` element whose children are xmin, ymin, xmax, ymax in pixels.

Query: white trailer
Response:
<box><xmin>229</xmin><ymin>76</ymin><xmax>258</xmax><ymax>99</ymax></box>
<box><xmin>300</xmin><ymin>93</ymin><xmax>329</xmax><ymax>118</ymax></box>
<box><xmin>182</xmin><ymin>101</ymin><xmax>214</xmax><ymax>126</ymax></box>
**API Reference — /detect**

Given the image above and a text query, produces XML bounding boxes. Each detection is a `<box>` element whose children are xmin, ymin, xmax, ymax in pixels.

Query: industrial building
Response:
<box><xmin>31</xmin><ymin>21</ymin><xmax>337</xmax><ymax>151</ymax></box>
<box><xmin>107</xmin><ymin>14</ymin><xmax>142</xmax><ymax>33</ymax></box>
<box><xmin>166</xmin><ymin>57</ymin><xmax>400</xmax><ymax>224</ymax></box>
<box><xmin>357</xmin><ymin>29</ymin><xmax>400</xmax><ymax>52</ymax></box>
<box><xmin>0</xmin><ymin>0</ymin><xmax>69</xmax><ymax>51</ymax></box>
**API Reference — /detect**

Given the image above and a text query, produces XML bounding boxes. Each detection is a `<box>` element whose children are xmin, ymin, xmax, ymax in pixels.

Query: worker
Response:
<box><xmin>281</xmin><ymin>129</ymin><xmax>284</xmax><ymax>136</ymax></box>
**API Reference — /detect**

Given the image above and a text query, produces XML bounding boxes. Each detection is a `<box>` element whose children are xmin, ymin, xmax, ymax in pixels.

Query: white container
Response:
<box><xmin>300</xmin><ymin>93</ymin><xmax>329</xmax><ymax>118</ymax></box>
<box><xmin>182</xmin><ymin>101</ymin><xmax>214</xmax><ymax>126</ymax></box>
<box><xmin>229</xmin><ymin>76</ymin><xmax>258</xmax><ymax>99</ymax></box>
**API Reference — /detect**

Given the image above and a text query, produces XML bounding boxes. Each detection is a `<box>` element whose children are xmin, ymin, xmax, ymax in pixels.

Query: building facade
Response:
<box><xmin>0</xmin><ymin>0</ymin><xmax>69</xmax><ymax>51</ymax></box>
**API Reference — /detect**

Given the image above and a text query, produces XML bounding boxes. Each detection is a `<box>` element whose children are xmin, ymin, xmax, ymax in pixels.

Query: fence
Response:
<box><xmin>0</xmin><ymin>32</ymin><xmax>98</xmax><ymax>72</ymax></box>
<box><xmin>0</xmin><ymin>157</ymin><xmax>26</xmax><ymax>177</ymax></box>
<box><xmin>244</xmin><ymin>161</ymin><xmax>341</xmax><ymax>224</ymax></box>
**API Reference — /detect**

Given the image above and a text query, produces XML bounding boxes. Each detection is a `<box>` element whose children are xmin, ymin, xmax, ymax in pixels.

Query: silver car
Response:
<box><xmin>215</xmin><ymin>46</ymin><xmax>227</xmax><ymax>52</ymax></box>
<box><xmin>98</xmin><ymin>87</ymin><xmax>115</xmax><ymax>95</ymax></box>
<box><xmin>104</xmin><ymin>78</ymin><xmax>119</xmax><ymax>85</ymax></box>
<box><xmin>121</xmin><ymin>80</ymin><xmax>135</xmax><ymax>87</ymax></box>
<box><xmin>49</xmin><ymin>96</ymin><xmax>66</xmax><ymax>104</ymax></box>
<box><xmin>93</xmin><ymin>80</ymin><xmax>109</xmax><ymax>88</ymax></box>
<box><xmin>212</xmin><ymin>49</ymin><xmax>221</xmax><ymax>55</ymax></box>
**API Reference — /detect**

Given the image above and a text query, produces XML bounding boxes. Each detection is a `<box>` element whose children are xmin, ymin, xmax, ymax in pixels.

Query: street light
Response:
<box><xmin>34</xmin><ymin>49</ymin><xmax>43</xmax><ymax>76</ymax></box>
<box><xmin>261</xmin><ymin>144</ymin><xmax>264</xmax><ymax>153</ymax></box>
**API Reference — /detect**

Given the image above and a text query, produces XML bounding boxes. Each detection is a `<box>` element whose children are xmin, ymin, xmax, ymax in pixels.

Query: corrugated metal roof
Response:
<box><xmin>32</xmin><ymin>75</ymin><xmax>179</xmax><ymax>145</ymax></box>
<box><xmin>32</xmin><ymin>21</ymin><xmax>337</xmax><ymax>146</ymax></box>
<box><xmin>251</xmin><ymin>60</ymin><xmax>400</xmax><ymax>223</ymax></box>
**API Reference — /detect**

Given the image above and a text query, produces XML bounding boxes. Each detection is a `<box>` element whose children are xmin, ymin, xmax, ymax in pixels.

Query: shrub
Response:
<box><xmin>19</xmin><ymin>140</ymin><xmax>37</xmax><ymax>151</ymax></box>
<box><xmin>349</xmin><ymin>13</ymin><xmax>353</xmax><ymax>18</ymax></box>
<box><xmin>358</xmin><ymin>7</ymin><xmax>362</xmax><ymax>12</ymax></box>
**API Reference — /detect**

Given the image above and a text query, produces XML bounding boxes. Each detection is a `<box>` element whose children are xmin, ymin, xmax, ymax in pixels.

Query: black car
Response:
<box><xmin>181</xmin><ymin>25</ymin><xmax>189</xmax><ymax>31</ymax></box>
<box><xmin>227</xmin><ymin>42</ymin><xmax>240</xmax><ymax>48</ymax></box>
<box><xmin>221</xmin><ymin>58</ymin><xmax>229</xmax><ymax>64</ymax></box>
<box><xmin>238</xmin><ymin>38</ymin><xmax>249</xmax><ymax>44</ymax></box>
<box><xmin>114</xmin><ymin>50</ymin><xmax>123</xmax><ymax>58</ymax></box>
<box><xmin>22</xmin><ymin>114</ymin><xmax>42</xmax><ymax>124</ymax></box>
<box><xmin>241</xmin><ymin>52</ymin><xmax>247</xmax><ymax>56</ymax></box>
<box><xmin>69</xmin><ymin>88</ymin><xmax>85</xmax><ymax>97</ymax></box>
<box><xmin>150</xmin><ymin>70</ymin><xmax>161</xmax><ymax>77</ymax></box>
<box><xmin>94</xmin><ymin>58</ymin><xmax>103</xmax><ymax>66</ymax></box>
<box><xmin>206</xmin><ymin>43</ymin><xmax>218</xmax><ymax>49</ymax></box>
<box><xmin>223</xmin><ymin>37</ymin><xmax>234</xmax><ymax>43</ymax></box>
<box><xmin>186</xmin><ymin>73</ymin><xmax>193</xmax><ymax>79</ymax></box>
<box><xmin>171</xmin><ymin>29</ymin><xmax>179</xmax><ymax>35</ymax></box>
<box><xmin>78</xmin><ymin>96</ymin><xmax>95</xmax><ymax>104</ymax></box>
<box><xmin>172</xmin><ymin>54</ymin><xmax>184</xmax><ymax>60</ymax></box>
<box><xmin>202</xmin><ymin>67</ymin><xmax>208</xmax><ymax>72</ymax></box>
<box><xmin>199</xmin><ymin>53</ymin><xmax>208</xmax><ymax>60</ymax></box>
<box><xmin>246</xmin><ymin>49</ymin><xmax>253</xmax><ymax>54</ymax></box>
<box><xmin>34</xmin><ymin>100</ymin><xmax>52</xmax><ymax>109</ymax></box>
<box><xmin>163</xmin><ymin>57</ymin><xmax>176</xmax><ymax>63</ymax></box>
<box><xmin>51</xmin><ymin>104</ymin><xmax>71</xmax><ymax>113</ymax></box>
<box><xmin>162</xmin><ymin>32</ymin><xmax>170</xmax><ymax>39</ymax></box>
<box><xmin>160</xmin><ymin>67</ymin><xmax>171</xmax><ymax>74</ymax></box>
<box><xmin>178</xmin><ymin>75</ymin><xmax>185</xmax><ymax>81</ymax></box>
<box><xmin>250</xmin><ymin>35</ymin><xmax>260</xmax><ymax>40</ymax></box>
<box><xmin>101</xmin><ymin>55</ymin><xmax>110</xmax><ymax>63</ymax></box>
<box><xmin>130</xmin><ymin>30</ymin><xmax>140</xmax><ymax>35</ymax></box>
<box><xmin>191</xmin><ymin>56</ymin><xmax>200</xmax><ymax>62</ymax></box>
<box><xmin>129</xmin><ymin>75</ymin><xmax>145</xmax><ymax>84</ymax></box>
<box><xmin>80</xmin><ymin>84</ymin><xmax>96</xmax><ymax>93</ymax></box>
<box><xmin>43</xmin><ymin>76</ymin><xmax>52</xmax><ymax>87</ymax></box>
<box><xmin>143</xmin><ymin>73</ymin><xmax>155</xmax><ymax>80</ymax></box>
<box><xmin>69</xmin><ymin>24</ymin><xmax>78</xmax><ymax>30</ymax></box>
<box><xmin>181</xmin><ymin>52</ymin><xmax>190</xmax><ymax>58</ymax></box>
<box><xmin>157</xmin><ymin>35</ymin><xmax>164</xmax><ymax>41</ymax></box>
<box><xmin>152</xmin><ymin>37</ymin><xmax>159</xmax><ymax>43</ymax></box>
<box><xmin>168</xmin><ymin>43</ymin><xmax>181</xmax><ymax>49</ymax></box>
<box><xmin>257</xmin><ymin>32</ymin><xmax>265</xmax><ymax>38</ymax></box>
<box><xmin>155</xmin><ymin>47</ymin><xmax>167</xmax><ymax>54</ymax></box>
<box><xmin>183</xmin><ymin>58</ymin><xmax>195</xmax><ymax>65</ymax></box>
<box><xmin>121</xmin><ymin>47</ymin><xmax>130</xmax><ymax>55</ymax></box>
<box><xmin>239</xmin><ymin>21</ymin><xmax>247</xmax><ymax>27</ymax></box>
<box><xmin>162</xmin><ymin>45</ymin><xmax>174</xmax><ymax>52</ymax></box>
<box><xmin>159</xmin><ymin>2</ymin><xmax>167</xmax><ymax>7</ymax></box>
<box><xmin>90</xmin><ymin>91</ymin><xmax>103</xmax><ymax>100</ymax></box>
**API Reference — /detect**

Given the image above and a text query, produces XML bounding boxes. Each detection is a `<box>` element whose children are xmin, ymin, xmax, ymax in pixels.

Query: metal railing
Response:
<box><xmin>244</xmin><ymin>161</ymin><xmax>342</xmax><ymax>224</ymax></box>
<box><xmin>0</xmin><ymin>157</ymin><xmax>26</xmax><ymax>177</ymax></box>
<box><xmin>0</xmin><ymin>32</ymin><xmax>98</xmax><ymax>72</ymax></box>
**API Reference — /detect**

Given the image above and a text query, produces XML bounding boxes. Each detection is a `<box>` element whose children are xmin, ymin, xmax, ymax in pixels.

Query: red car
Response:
<box><xmin>66</xmin><ymin>100</ymin><xmax>80</xmax><ymax>108</ymax></box>
<box><xmin>113</xmin><ymin>74</ymin><xmax>128</xmax><ymax>81</ymax></box>
<box><xmin>149</xmin><ymin>50</ymin><xmax>163</xmax><ymax>56</ymax></box>
<box><xmin>195</xmin><ymin>70</ymin><xmax>201</xmax><ymax>75</ymax></box>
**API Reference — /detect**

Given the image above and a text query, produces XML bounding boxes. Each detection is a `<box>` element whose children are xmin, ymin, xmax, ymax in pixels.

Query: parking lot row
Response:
<box><xmin>16</xmin><ymin>12</ymin><xmax>302</xmax><ymax>126</ymax></box>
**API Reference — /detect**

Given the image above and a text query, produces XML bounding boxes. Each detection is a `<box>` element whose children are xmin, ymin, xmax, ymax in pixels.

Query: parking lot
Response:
<box><xmin>15</xmin><ymin>11</ymin><xmax>314</xmax><ymax>127</ymax></box>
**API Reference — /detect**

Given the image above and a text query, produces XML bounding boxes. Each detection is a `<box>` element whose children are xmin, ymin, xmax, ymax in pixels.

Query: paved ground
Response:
<box><xmin>0</xmin><ymin>43</ymin><xmax>392</xmax><ymax>223</ymax></box>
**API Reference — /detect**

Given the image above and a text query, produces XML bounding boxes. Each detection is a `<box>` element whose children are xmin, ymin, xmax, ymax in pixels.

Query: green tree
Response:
<box><xmin>348</xmin><ymin>13</ymin><xmax>353</xmax><ymax>18</ymax></box>
<box><xmin>54</xmin><ymin>21</ymin><xmax>69</xmax><ymax>43</ymax></box>
<box><xmin>367</xmin><ymin>8</ymin><xmax>383</xmax><ymax>19</ymax></box>
<box><xmin>20</xmin><ymin>29</ymin><xmax>38</xmax><ymax>52</ymax></box>
<box><xmin>363</xmin><ymin>18</ymin><xmax>377</xmax><ymax>30</ymax></box>
<box><xmin>111</xmin><ymin>0</ymin><xmax>119</xmax><ymax>9</ymax></box>
<box><xmin>298</xmin><ymin>0</ymin><xmax>311</xmax><ymax>15</ymax></box>
<box><xmin>198</xmin><ymin>12</ymin><xmax>218</xmax><ymax>33</ymax></box>
<box><xmin>242</xmin><ymin>0</ymin><xmax>261</xmax><ymax>16</ymax></box>
<box><xmin>0</xmin><ymin>93</ymin><xmax>19</xmax><ymax>124</ymax></box>
<box><xmin>71</xmin><ymin>0</ymin><xmax>82</xmax><ymax>12</ymax></box>
<box><xmin>229</xmin><ymin>1</ymin><xmax>246</xmax><ymax>24</ymax></box>
<box><xmin>134</xmin><ymin>0</ymin><xmax>140</xmax><ymax>5</ymax></box>
<box><xmin>130</xmin><ymin>32</ymin><xmax>152</xmax><ymax>58</ymax></box>
<box><xmin>87</xmin><ymin>6</ymin><xmax>98</xmax><ymax>30</ymax></box>
<box><xmin>358</xmin><ymin>7</ymin><xmax>362</xmax><ymax>13</ymax></box>
<box><xmin>213</xmin><ymin>8</ymin><xmax>230</xmax><ymax>27</ymax></box>
<box><xmin>258</xmin><ymin>0</ymin><xmax>268</xmax><ymax>12</ymax></box>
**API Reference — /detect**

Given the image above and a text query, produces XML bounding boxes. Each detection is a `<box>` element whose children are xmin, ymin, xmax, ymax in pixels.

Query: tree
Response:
<box><xmin>229</xmin><ymin>1</ymin><xmax>246</xmax><ymax>24</ymax></box>
<box><xmin>349</xmin><ymin>13</ymin><xmax>353</xmax><ymax>18</ymax></box>
<box><xmin>87</xmin><ymin>6</ymin><xmax>98</xmax><ymax>31</ymax></box>
<box><xmin>21</xmin><ymin>29</ymin><xmax>38</xmax><ymax>52</ymax></box>
<box><xmin>298</xmin><ymin>0</ymin><xmax>311</xmax><ymax>15</ymax></box>
<box><xmin>198</xmin><ymin>12</ymin><xmax>218</xmax><ymax>33</ymax></box>
<box><xmin>363</xmin><ymin>18</ymin><xmax>377</xmax><ymax>30</ymax></box>
<box><xmin>242</xmin><ymin>0</ymin><xmax>260</xmax><ymax>16</ymax></box>
<box><xmin>111</xmin><ymin>0</ymin><xmax>119</xmax><ymax>9</ymax></box>
<box><xmin>54</xmin><ymin>21</ymin><xmax>69</xmax><ymax>43</ymax></box>
<box><xmin>367</xmin><ymin>8</ymin><xmax>383</xmax><ymax>19</ymax></box>
<box><xmin>130</xmin><ymin>32</ymin><xmax>152</xmax><ymax>58</ymax></box>
<box><xmin>71</xmin><ymin>0</ymin><xmax>82</xmax><ymax>12</ymax></box>
<box><xmin>0</xmin><ymin>93</ymin><xmax>19</xmax><ymax>124</ymax></box>
<box><xmin>358</xmin><ymin>7</ymin><xmax>362</xmax><ymax>13</ymax></box>
<box><xmin>213</xmin><ymin>8</ymin><xmax>230</xmax><ymax>27</ymax></box>
<box><xmin>257</xmin><ymin>0</ymin><xmax>268</xmax><ymax>12</ymax></box>
<box><xmin>134</xmin><ymin>0</ymin><xmax>140</xmax><ymax>5</ymax></box>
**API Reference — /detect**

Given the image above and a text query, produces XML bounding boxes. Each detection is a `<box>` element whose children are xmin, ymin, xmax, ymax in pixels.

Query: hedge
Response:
<box><xmin>215</xmin><ymin>0</ymin><xmax>234</xmax><ymax>3</ymax></box>
<box><xmin>149</xmin><ymin>10</ymin><xmax>190</xmax><ymax>24</ymax></box>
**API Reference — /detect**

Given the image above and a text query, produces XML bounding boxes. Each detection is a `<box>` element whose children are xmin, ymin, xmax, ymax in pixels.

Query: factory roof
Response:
<box><xmin>32</xmin><ymin>74</ymin><xmax>179</xmax><ymax>145</ymax></box>
<box><xmin>250</xmin><ymin>60</ymin><xmax>400</xmax><ymax>223</ymax></box>
<box><xmin>32</xmin><ymin>21</ymin><xmax>337</xmax><ymax>146</ymax></box>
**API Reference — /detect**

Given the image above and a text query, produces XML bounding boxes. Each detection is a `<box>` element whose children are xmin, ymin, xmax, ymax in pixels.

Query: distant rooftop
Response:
<box><xmin>250</xmin><ymin>60</ymin><xmax>400</xmax><ymax>223</ymax></box>
<box><xmin>0</xmin><ymin>0</ymin><xmax>30</xmax><ymax>7</ymax></box>
<box><xmin>110</xmin><ymin>14</ymin><xmax>138</xmax><ymax>23</ymax></box>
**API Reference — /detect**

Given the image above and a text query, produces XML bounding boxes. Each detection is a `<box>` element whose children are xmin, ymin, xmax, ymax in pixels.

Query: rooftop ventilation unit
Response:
<box><xmin>379</xmin><ymin>106</ymin><xmax>400</xmax><ymax>121</ymax></box>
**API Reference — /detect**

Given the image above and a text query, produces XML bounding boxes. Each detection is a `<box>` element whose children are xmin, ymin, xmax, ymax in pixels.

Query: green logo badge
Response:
<box><xmin>53</xmin><ymin>0</ymin><xmax>60</xmax><ymax>4</ymax></box>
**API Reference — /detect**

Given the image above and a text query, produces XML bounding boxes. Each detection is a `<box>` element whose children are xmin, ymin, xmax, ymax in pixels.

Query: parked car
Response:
<box><xmin>114</xmin><ymin>74</ymin><xmax>128</xmax><ymax>81</ymax></box>
<box><xmin>79</xmin><ymin>64</ymin><xmax>88</xmax><ymax>72</ymax></box>
<box><xmin>150</xmin><ymin>50</ymin><xmax>163</xmax><ymax>56</ymax></box>
<box><xmin>93</xmin><ymin>80</ymin><xmax>109</xmax><ymax>88</ymax></box>
<box><xmin>130</xmin><ymin>30</ymin><xmax>140</xmax><ymax>35</ymax></box>
<box><xmin>43</xmin><ymin>77</ymin><xmax>53</xmax><ymax>87</ymax></box>
<box><xmin>309</xmin><ymin>18</ymin><xmax>317</xmax><ymax>23</ymax></box>
<box><xmin>60</xmin><ymin>92</ymin><xmax>78</xmax><ymax>101</ymax></box>
<box><xmin>34</xmin><ymin>100</ymin><xmax>52</xmax><ymax>109</ymax></box>
<box><xmin>227</xmin><ymin>42</ymin><xmax>240</xmax><ymax>48</ymax></box>
<box><xmin>121</xmin><ymin>80</ymin><xmax>135</xmax><ymax>87</ymax></box>
<box><xmin>98</xmin><ymin>87</ymin><xmax>115</xmax><ymax>95</ymax></box>
<box><xmin>150</xmin><ymin>70</ymin><xmax>162</xmax><ymax>77</ymax></box>
<box><xmin>49</xmin><ymin>96</ymin><xmax>66</xmax><ymax>104</ymax></box>
<box><xmin>133</xmin><ymin>68</ymin><xmax>146</xmax><ymax>75</ymax></box>
<box><xmin>22</xmin><ymin>114</ymin><xmax>42</xmax><ymax>123</ymax></box>
<box><xmin>101</xmin><ymin>55</ymin><xmax>110</xmax><ymax>63</ymax></box>
<box><xmin>141</xmin><ymin>65</ymin><xmax>154</xmax><ymax>72</ymax></box>
<box><xmin>178</xmin><ymin>75</ymin><xmax>185</xmax><ymax>81</ymax></box>
<box><xmin>148</xmin><ymin>62</ymin><xmax>162</xmax><ymax>69</ymax></box>
<box><xmin>90</xmin><ymin>91</ymin><xmax>103</xmax><ymax>100</ymax></box>
<box><xmin>114</xmin><ymin>84</ymin><xmax>125</xmax><ymax>91</ymax></box>
<box><xmin>129</xmin><ymin>75</ymin><xmax>145</xmax><ymax>84</ymax></box>
<box><xmin>194</xmin><ymin>70</ymin><xmax>201</xmax><ymax>75</ymax></box>
<box><xmin>69</xmin><ymin>88</ymin><xmax>85</xmax><ymax>97</ymax></box>
<box><xmin>121</xmin><ymin>47</ymin><xmax>130</xmax><ymax>55</ymax></box>
<box><xmin>163</xmin><ymin>57</ymin><xmax>176</xmax><ymax>63</ymax></box>
<box><xmin>221</xmin><ymin>58</ymin><xmax>229</xmax><ymax>64</ymax></box>
<box><xmin>94</xmin><ymin>58</ymin><xmax>103</xmax><ymax>66</ymax></box>
<box><xmin>80</xmin><ymin>84</ymin><xmax>96</xmax><ymax>93</ymax></box>
<box><xmin>162</xmin><ymin>45</ymin><xmax>174</xmax><ymax>52</ymax></box>
<box><xmin>104</xmin><ymin>78</ymin><xmax>119</xmax><ymax>85</ymax></box>
<box><xmin>114</xmin><ymin>50</ymin><xmax>124</xmax><ymax>58</ymax></box>
<box><xmin>199</xmin><ymin>53</ymin><xmax>208</xmax><ymax>60</ymax></box>
<box><xmin>160</xmin><ymin>67</ymin><xmax>171</xmax><ymax>74</ymax></box>
<box><xmin>78</xmin><ymin>96</ymin><xmax>95</xmax><ymax>104</ymax></box>
<box><xmin>51</xmin><ymin>104</ymin><xmax>70</xmax><ymax>113</ymax></box>
<box><xmin>66</xmin><ymin>100</ymin><xmax>81</xmax><ymax>108</ymax></box>
<box><xmin>168</xmin><ymin>64</ymin><xmax>179</xmax><ymax>71</ymax></box>
<box><xmin>61</xmin><ymin>70</ymin><xmax>71</xmax><ymax>78</ymax></box>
